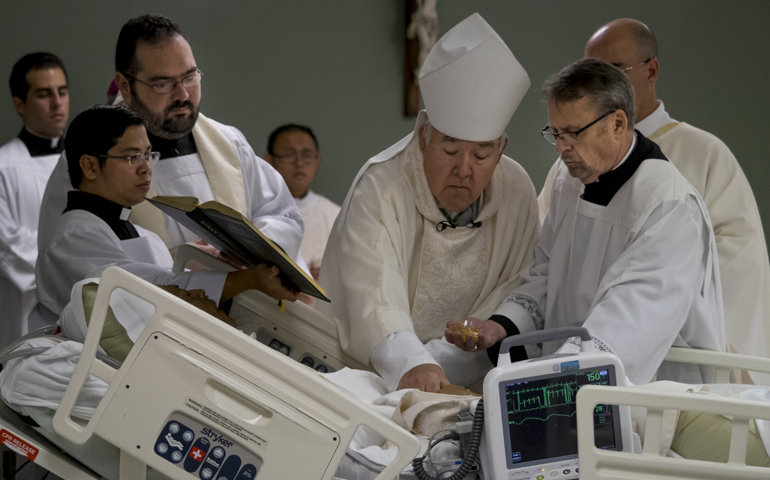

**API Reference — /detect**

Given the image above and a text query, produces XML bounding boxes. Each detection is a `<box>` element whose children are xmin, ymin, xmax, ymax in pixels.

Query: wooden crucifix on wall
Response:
<box><xmin>404</xmin><ymin>0</ymin><xmax>438</xmax><ymax>117</ymax></box>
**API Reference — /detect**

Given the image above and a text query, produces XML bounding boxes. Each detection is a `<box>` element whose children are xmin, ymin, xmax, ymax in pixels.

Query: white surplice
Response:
<box><xmin>36</xmin><ymin>115</ymin><xmax>304</xmax><ymax>262</ymax></box>
<box><xmin>505</xmin><ymin>139</ymin><xmax>724</xmax><ymax>385</ymax></box>
<box><xmin>319</xmin><ymin>128</ymin><xmax>540</xmax><ymax>391</ymax></box>
<box><xmin>294</xmin><ymin>190</ymin><xmax>340</xmax><ymax>268</ymax></box>
<box><xmin>538</xmin><ymin>101</ymin><xmax>770</xmax><ymax>385</ymax></box>
<box><xmin>34</xmin><ymin>209</ymin><xmax>226</xmax><ymax>322</ymax></box>
<box><xmin>0</xmin><ymin>137</ymin><xmax>60</xmax><ymax>349</ymax></box>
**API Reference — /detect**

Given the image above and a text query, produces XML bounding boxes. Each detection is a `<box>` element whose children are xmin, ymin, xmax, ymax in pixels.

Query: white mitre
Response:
<box><xmin>418</xmin><ymin>12</ymin><xmax>530</xmax><ymax>141</ymax></box>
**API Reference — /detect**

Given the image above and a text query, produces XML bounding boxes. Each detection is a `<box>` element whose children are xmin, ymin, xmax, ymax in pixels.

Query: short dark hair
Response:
<box><xmin>115</xmin><ymin>15</ymin><xmax>187</xmax><ymax>77</ymax></box>
<box><xmin>542</xmin><ymin>58</ymin><xmax>636</xmax><ymax>131</ymax></box>
<box><xmin>267</xmin><ymin>124</ymin><xmax>319</xmax><ymax>156</ymax></box>
<box><xmin>65</xmin><ymin>105</ymin><xmax>145</xmax><ymax>188</ymax></box>
<box><xmin>9</xmin><ymin>52</ymin><xmax>68</xmax><ymax>102</ymax></box>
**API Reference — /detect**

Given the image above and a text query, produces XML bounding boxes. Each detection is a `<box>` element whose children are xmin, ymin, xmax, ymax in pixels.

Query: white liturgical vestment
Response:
<box><xmin>37</xmin><ymin>114</ymin><xmax>305</xmax><ymax>263</ymax></box>
<box><xmin>0</xmin><ymin>134</ymin><xmax>61</xmax><ymax>349</ymax></box>
<box><xmin>505</xmin><ymin>133</ymin><xmax>724</xmax><ymax>385</ymax></box>
<box><xmin>295</xmin><ymin>190</ymin><xmax>340</xmax><ymax>268</ymax></box>
<box><xmin>35</xmin><ymin>205</ymin><xmax>226</xmax><ymax>322</ymax></box>
<box><xmin>538</xmin><ymin>102</ymin><xmax>770</xmax><ymax>384</ymax></box>
<box><xmin>319</xmin><ymin>132</ymin><xmax>540</xmax><ymax>391</ymax></box>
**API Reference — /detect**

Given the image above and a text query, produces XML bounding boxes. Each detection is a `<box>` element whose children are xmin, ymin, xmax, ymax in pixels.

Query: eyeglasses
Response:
<box><xmin>621</xmin><ymin>58</ymin><xmax>654</xmax><ymax>73</ymax></box>
<box><xmin>99</xmin><ymin>151</ymin><xmax>160</xmax><ymax>166</ymax></box>
<box><xmin>273</xmin><ymin>152</ymin><xmax>318</xmax><ymax>165</ymax></box>
<box><xmin>123</xmin><ymin>69</ymin><xmax>203</xmax><ymax>94</ymax></box>
<box><xmin>540</xmin><ymin>110</ymin><xmax>617</xmax><ymax>146</ymax></box>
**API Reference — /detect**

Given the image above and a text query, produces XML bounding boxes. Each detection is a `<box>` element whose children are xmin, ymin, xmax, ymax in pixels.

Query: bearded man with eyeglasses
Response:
<box><xmin>35</xmin><ymin>15</ymin><xmax>307</xmax><ymax>306</ymax></box>
<box><xmin>446</xmin><ymin>58</ymin><xmax>724</xmax><ymax>386</ymax></box>
<box><xmin>537</xmin><ymin>18</ymin><xmax>770</xmax><ymax>385</ymax></box>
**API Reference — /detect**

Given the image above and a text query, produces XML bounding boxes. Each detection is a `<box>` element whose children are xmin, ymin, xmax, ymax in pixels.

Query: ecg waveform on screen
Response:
<box><xmin>509</xmin><ymin>410</ymin><xmax>577</xmax><ymax>426</ymax></box>
<box><xmin>508</xmin><ymin>381</ymin><xmax>580</xmax><ymax>414</ymax></box>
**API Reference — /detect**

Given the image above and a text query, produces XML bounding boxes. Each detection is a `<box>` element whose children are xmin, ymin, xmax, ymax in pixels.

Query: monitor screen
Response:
<box><xmin>499</xmin><ymin>364</ymin><xmax>622</xmax><ymax>468</ymax></box>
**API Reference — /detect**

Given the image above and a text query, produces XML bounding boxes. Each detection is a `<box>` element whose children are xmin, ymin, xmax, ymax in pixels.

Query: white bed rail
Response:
<box><xmin>577</xmin><ymin>385</ymin><xmax>770</xmax><ymax>479</ymax></box>
<box><xmin>577</xmin><ymin>348</ymin><xmax>770</xmax><ymax>479</ymax></box>
<box><xmin>664</xmin><ymin>347</ymin><xmax>770</xmax><ymax>383</ymax></box>
<box><xmin>52</xmin><ymin>267</ymin><xmax>419</xmax><ymax>480</ymax></box>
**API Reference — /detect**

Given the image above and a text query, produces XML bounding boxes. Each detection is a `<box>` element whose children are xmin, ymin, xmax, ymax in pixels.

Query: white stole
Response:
<box><xmin>113</xmin><ymin>92</ymin><xmax>247</xmax><ymax>247</ymax></box>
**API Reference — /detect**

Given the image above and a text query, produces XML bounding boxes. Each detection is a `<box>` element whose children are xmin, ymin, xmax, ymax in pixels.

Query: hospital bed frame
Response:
<box><xmin>576</xmin><ymin>347</ymin><xmax>770</xmax><ymax>479</ymax></box>
<box><xmin>2</xmin><ymin>267</ymin><xmax>420</xmax><ymax>480</ymax></box>
<box><xmin>172</xmin><ymin>244</ymin><xmax>370</xmax><ymax>373</ymax></box>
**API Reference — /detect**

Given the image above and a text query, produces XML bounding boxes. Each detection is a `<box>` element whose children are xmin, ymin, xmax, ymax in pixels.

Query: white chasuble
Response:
<box><xmin>403</xmin><ymin>142</ymin><xmax>495</xmax><ymax>342</ymax></box>
<box><xmin>319</xmin><ymin>129</ymin><xmax>540</xmax><ymax>389</ymax></box>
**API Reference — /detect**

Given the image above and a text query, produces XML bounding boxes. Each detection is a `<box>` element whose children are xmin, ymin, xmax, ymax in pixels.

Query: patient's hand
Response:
<box><xmin>445</xmin><ymin>317</ymin><xmax>506</xmax><ymax>352</ymax></box>
<box><xmin>397</xmin><ymin>364</ymin><xmax>450</xmax><ymax>393</ymax></box>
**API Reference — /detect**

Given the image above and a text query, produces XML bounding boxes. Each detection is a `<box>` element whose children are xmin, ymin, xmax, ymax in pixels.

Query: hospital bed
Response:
<box><xmin>1</xmin><ymin>266</ymin><xmax>420</xmax><ymax>480</ymax></box>
<box><xmin>3</xmin><ymin>257</ymin><xmax>770</xmax><ymax>479</ymax></box>
<box><xmin>172</xmin><ymin>244</ymin><xmax>370</xmax><ymax>373</ymax></box>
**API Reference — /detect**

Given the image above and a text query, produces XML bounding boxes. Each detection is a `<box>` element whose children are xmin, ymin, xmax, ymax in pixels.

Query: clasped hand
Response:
<box><xmin>444</xmin><ymin>317</ymin><xmax>506</xmax><ymax>352</ymax></box>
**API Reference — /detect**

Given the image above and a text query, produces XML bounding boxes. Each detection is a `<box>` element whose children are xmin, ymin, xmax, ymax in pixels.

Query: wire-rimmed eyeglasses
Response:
<box><xmin>540</xmin><ymin>110</ymin><xmax>617</xmax><ymax>146</ymax></box>
<box><xmin>99</xmin><ymin>151</ymin><xmax>160</xmax><ymax>166</ymax></box>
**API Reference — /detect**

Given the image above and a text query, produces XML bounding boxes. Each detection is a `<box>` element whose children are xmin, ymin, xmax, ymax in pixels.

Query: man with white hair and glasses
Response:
<box><xmin>447</xmin><ymin>58</ymin><xmax>724</xmax><ymax>386</ymax></box>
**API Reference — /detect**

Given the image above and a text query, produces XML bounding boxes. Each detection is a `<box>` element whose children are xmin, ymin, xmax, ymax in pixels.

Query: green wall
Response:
<box><xmin>1</xmin><ymin>1</ymin><xmax>768</xmax><ymax>252</ymax></box>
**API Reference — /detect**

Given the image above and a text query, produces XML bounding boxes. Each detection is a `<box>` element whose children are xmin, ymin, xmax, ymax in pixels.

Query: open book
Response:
<box><xmin>148</xmin><ymin>195</ymin><xmax>329</xmax><ymax>302</ymax></box>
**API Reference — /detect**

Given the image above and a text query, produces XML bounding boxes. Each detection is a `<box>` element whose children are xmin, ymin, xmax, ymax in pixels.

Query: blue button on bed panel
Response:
<box><xmin>235</xmin><ymin>464</ymin><xmax>258</xmax><ymax>480</ymax></box>
<box><xmin>217</xmin><ymin>455</ymin><xmax>242</xmax><ymax>480</ymax></box>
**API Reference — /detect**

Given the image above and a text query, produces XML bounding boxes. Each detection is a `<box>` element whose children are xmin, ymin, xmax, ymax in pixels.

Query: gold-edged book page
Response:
<box><xmin>149</xmin><ymin>195</ymin><xmax>327</xmax><ymax>300</ymax></box>
<box><xmin>149</xmin><ymin>195</ymin><xmax>200</xmax><ymax>211</ymax></box>
<box><xmin>196</xmin><ymin>200</ymin><xmax>325</xmax><ymax>296</ymax></box>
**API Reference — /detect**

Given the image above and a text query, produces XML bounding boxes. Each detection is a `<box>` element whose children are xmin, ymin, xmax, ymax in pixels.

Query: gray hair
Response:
<box><xmin>542</xmin><ymin>58</ymin><xmax>635</xmax><ymax>131</ymax></box>
<box><xmin>421</xmin><ymin>120</ymin><xmax>507</xmax><ymax>153</ymax></box>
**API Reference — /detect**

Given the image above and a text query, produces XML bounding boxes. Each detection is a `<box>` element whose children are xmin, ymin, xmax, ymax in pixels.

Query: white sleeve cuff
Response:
<box><xmin>370</xmin><ymin>330</ymin><xmax>439</xmax><ymax>392</ymax></box>
<box><xmin>424</xmin><ymin>338</ymin><xmax>493</xmax><ymax>387</ymax></box>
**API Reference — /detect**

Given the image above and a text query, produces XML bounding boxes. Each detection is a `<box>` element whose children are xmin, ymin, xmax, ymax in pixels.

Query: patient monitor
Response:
<box><xmin>52</xmin><ymin>267</ymin><xmax>419</xmax><ymax>480</ymax></box>
<box><xmin>173</xmin><ymin>244</ymin><xmax>370</xmax><ymax>373</ymax></box>
<box><xmin>481</xmin><ymin>328</ymin><xmax>634</xmax><ymax>480</ymax></box>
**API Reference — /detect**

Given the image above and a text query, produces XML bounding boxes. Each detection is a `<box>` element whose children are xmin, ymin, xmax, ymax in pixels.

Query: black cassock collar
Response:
<box><xmin>147</xmin><ymin>131</ymin><xmax>197</xmax><ymax>160</ymax></box>
<box><xmin>63</xmin><ymin>191</ymin><xmax>139</xmax><ymax>240</ymax></box>
<box><xmin>19</xmin><ymin>128</ymin><xmax>64</xmax><ymax>157</ymax></box>
<box><xmin>581</xmin><ymin>130</ymin><xmax>668</xmax><ymax>207</ymax></box>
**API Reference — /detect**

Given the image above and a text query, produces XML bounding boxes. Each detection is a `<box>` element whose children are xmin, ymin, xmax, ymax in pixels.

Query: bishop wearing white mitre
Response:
<box><xmin>319</xmin><ymin>13</ymin><xmax>540</xmax><ymax>393</ymax></box>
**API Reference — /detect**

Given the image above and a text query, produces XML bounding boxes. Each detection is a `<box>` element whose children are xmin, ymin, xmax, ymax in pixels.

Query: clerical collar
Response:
<box><xmin>635</xmin><ymin>101</ymin><xmax>676</xmax><ymax>137</ymax></box>
<box><xmin>147</xmin><ymin>131</ymin><xmax>197</xmax><ymax>160</ymax></box>
<box><xmin>18</xmin><ymin>128</ymin><xmax>64</xmax><ymax>157</ymax></box>
<box><xmin>581</xmin><ymin>130</ymin><xmax>668</xmax><ymax>207</ymax></box>
<box><xmin>63</xmin><ymin>191</ymin><xmax>139</xmax><ymax>240</ymax></box>
<box><xmin>436</xmin><ymin>196</ymin><xmax>482</xmax><ymax>231</ymax></box>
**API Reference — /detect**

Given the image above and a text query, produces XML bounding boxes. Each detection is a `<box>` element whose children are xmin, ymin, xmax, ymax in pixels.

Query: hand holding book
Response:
<box><xmin>148</xmin><ymin>195</ymin><xmax>329</xmax><ymax>302</ymax></box>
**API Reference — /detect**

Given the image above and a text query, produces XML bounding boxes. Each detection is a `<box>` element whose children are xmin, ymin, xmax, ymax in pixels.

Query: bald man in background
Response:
<box><xmin>538</xmin><ymin>18</ymin><xmax>770</xmax><ymax>383</ymax></box>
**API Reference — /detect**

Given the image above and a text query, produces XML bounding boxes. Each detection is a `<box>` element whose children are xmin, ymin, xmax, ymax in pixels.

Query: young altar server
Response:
<box><xmin>0</xmin><ymin>53</ymin><xmax>69</xmax><ymax>349</ymax></box>
<box><xmin>35</xmin><ymin>105</ymin><xmax>299</xmax><ymax>320</ymax></box>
